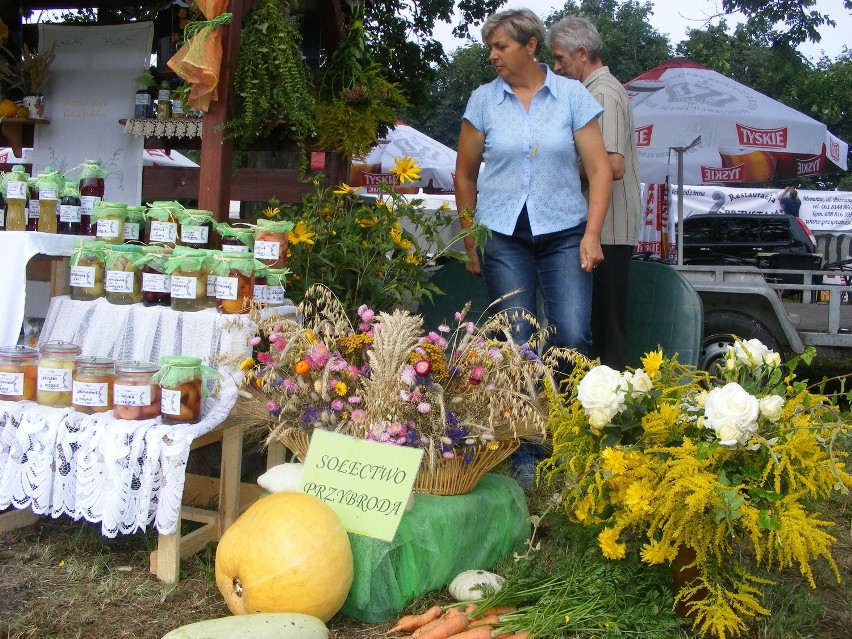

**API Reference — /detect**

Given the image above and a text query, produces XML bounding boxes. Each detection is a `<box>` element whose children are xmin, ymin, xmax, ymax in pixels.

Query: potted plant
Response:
<box><xmin>0</xmin><ymin>42</ymin><xmax>56</xmax><ymax>118</ymax></box>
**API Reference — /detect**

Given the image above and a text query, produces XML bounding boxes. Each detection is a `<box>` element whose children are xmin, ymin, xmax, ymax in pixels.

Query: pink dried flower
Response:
<box><xmin>469</xmin><ymin>365</ymin><xmax>486</xmax><ymax>385</ymax></box>
<box><xmin>454</xmin><ymin>311</ymin><xmax>463</xmax><ymax>321</ymax></box>
<box><xmin>330</xmin><ymin>399</ymin><xmax>345</xmax><ymax>411</ymax></box>
<box><xmin>265</xmin><ymin>401</ymin><xmax>278</xmax><ymax>411</ymax></box>
<box><xmin>347</xmin><ymin>395</ymin><xmax>362</xmax><ymax>404</ymax></box>
<box><xmin>442</xmin><ymin>451</ymin><xmax>455</xmax><ymax>459</ymax></box>
<box><xmin>250</xmin><ymin>336</ymin><xmax>262</xmax><ymax>346</ymax></box>
<box><xmin>350</xmin><ymin>409</ymin><xmax>366</xmax><ymax>423</ymax></box>
<box><xmin>414</xmin><ymin>359</ymin><xmax>431</xmax><ymax>376</ymax></box>
<box><xmin>465</xmin><ymin>322</ymin><xmax>475</xmax><ymax>334</ymax></box>
<box><xmin>417</xmin><ymin>402</ymin><xmax>432</xmax><ymax>414</ymax></box>
<box><xmin>273</xmin><ymin>338</ymin><xmax>286</xmax><ymax>351</ymax></box>
<box><xmin>282</xmin><ymin>380</ymin><xmax>298</xmax><ymax>393</ymax></box>
<box><xmin>438</xmin><ymin>324</ymin><xmax>450</xmax><ymax>333</ymax></box>
<box><xmin>256</xmin><ymin>352</ymin><xmax>273</xmax><ymax>364</ymax></box>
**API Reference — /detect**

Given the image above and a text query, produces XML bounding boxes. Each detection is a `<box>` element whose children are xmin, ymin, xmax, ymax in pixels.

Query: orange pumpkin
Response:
<box><xmin>214</xmin><ymin>492</ymin><xmax>353</xmax><ymax>622</ymax></box>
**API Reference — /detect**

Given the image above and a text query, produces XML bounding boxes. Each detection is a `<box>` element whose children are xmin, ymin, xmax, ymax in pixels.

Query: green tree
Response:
<box><xmin>720</xmin><ymin>0</ymin><xmax>852</xmax><ymax>47</ymax></box>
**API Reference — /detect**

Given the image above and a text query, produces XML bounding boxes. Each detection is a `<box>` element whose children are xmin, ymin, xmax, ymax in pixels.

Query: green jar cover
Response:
<box><xmin>151</xmin><ymin>355</ymin><xmax>219</xmax><ymax>395</ymax></box>
<box><xmin>70</xmin><ymin>240</ymin><xmax>108</xmax><ymax>265</ymax></box>
<box><xmin>60</xmin><ymin>181</ymin><xmax>80</xmax><ymax>199</ymax></box>
<box><xmin>177</xmin><ymin>208</ymin><xmax>213</xmax><ymax>225</ymax></box>
<box><xmin>0</xmin><ymin>165</ymin><xmax>29</xmax><ymax>198</ymax></box>
<box><xmin>78</xmin><ymin>160</ymin><xmax>111</xmax><ymax>179</ymax></box>
<box><xmin>252</xmin><ymin>218</ymin><xmax>294</xmax><ymax>234</ymax></box>
<box><xmin>145</xmin><ymin>201</ymin><xmax>183</xmax><ymax>222</ymax></box>
<box><xmin>264</xmin><ymin>267</ymin><xmax>290</xmax><ymax>286</ymax></box>
<box><xmin>215</xmin><ymin>222</ymin><xmax>256</xmax><ymax>249</ymax></box>
<box><xmin>104</xmin><ymin>244</ymin><xmax>145</xmax><ymax>268</ymax></box>
<box><xmin>35</xmin><ymin>167</ymin><xmax>64</xmax><ymax>197</ymax></box>
<box><xmin>125</xmin><ymin>205</ymin><xmax>147</xmax><ymax>223</ymax></box>
<box><xmin>133</xmin><ymin>245</ymin><xmax>173</xmax><ymax>271</ymax></box>
<box><xmin>209</xmin><ymin>251</ymin><xmax>265</xmax><ymax>277</ymax></box>
<box><xmin>163</xmin><ymin>245</ymin><xmax>212</xmax><ymax>274</ymax></box>
<box><xmin>90</xmin><ymin>201</ymin><xmax>128</xmax><ymax>223</ymax></box>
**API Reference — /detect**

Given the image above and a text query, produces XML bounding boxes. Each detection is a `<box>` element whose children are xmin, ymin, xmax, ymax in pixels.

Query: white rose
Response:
<box><xmin>703</xmin><ymin>383</ymin><xmax>760</xmax><ymax>445</ymax></box>
<box><xmin>577</xmin><ymin>365</ymin><xmax>627</xmax><ymax>423</ymax></box>
<box><xmin>759</xmin><ymin>395</ymin><xmax>784</xmax><ymax>421</ymax></box>
<box><xmin>763</xmin><ymin>351</ymin><xmax>782</xmax><ymax>368</ymax></box>
<box><xmin>732</xmin><ymin>339</ymin><xmax>771</xmax><ymax>368</ymax></box>
<box><xmin>625</xmin><ymin>368</ymin><xmax>653</xmax><ymax>397</ymax></box>
<box><xmin>589</xmin><ymin>409</ymin><xmax>611</xmax><ymax>430</ymax></box>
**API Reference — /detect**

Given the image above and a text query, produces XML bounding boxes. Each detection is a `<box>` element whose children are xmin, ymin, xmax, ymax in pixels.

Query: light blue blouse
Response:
<box><xmin>462</xmin><ymin>64</ymin><xmax>603</xmax><ymax>236</ymax></box>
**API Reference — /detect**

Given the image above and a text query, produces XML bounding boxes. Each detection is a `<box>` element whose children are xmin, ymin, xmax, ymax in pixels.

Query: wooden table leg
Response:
<box><xmin>218</xmin><ymin>422</ymin><xmax>244</xmax><ymax>538</ymax></box>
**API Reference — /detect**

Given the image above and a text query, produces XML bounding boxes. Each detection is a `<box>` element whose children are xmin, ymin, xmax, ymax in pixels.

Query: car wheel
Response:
<box><xmin>700</xmin><ymin>311</ymin><xmax>781</xmax><ymax>377</ymax></box>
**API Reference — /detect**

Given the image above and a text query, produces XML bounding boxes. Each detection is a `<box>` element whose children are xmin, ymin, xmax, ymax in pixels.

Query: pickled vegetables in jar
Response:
<box><xmin>26</xmin><ymin>180</ymin><xmax>39</xmax><ymax>232</ymax></box>
<box><xmin>69</xmin><ymin>240</ymin><xmax>108</xmax><ymax>301</ymax></box>
<box><xmin>37</xmin><ymin>342</ymin><xmax>81</xmax><ymax>407</ymax></box>
<box><xmin>164</xmin><ymin>246</ymin><xmax>211</xmax><ymax>312</ymax></box>
<box><xmin>103</xmin><ymin>244</ymin><xmax>144</xmax><ymax>304</ymax></box>
<box><xmin>0</xmin><ymin>346</ymin><xmax>40</xmax><ymax>401</ymax></box>
<box><xmin>1</xmin><ymin>165</ymin><xmax>29</xmax><ymax>231</ymax></box>
<box><xmin>216</xmin><ymin>222</ymin><xmax>255</xmax><ymax>253</ymax></box>
<box><xmin>152</xmin><ymin>356</ymin><xmax>219</xmax><ymax>424</ymax></box>
<box><xmin>35</xmin><ymin>167</ymin><xmax>63</xmax><ymax>234</ymax></box>
<box><xmin>264</xmin><ymin>267</ymin><xmax>290</xmax><ymax>306</ymax></box>
<box><xmin>144</xmin><ymin>201</ymin><xmax>181</xmax><ymax>246</ymax></box>
<box><xmin>177</xmin><ymin>209</ymin><xmax>213</xmax><ymax>248</ymax></box>
<box><xmin>58</xmin><ymin>181</ymin><xmax>82</xmax><ymax>235</ymax></box>
<box><xmin>71</xmin><ymin>356</ymin><xmax>115</xmax><ymax>414</ymax></box>
<box><xmin>113</xmin><ymin>361</ymin><xmax>161</xmax><ymax>420</ymax></box>
<box><xmin>139</xmin><ymin>245</ymin><xmax>173</xmax><ymax>307</ymax></box>
<box><xmin>211</xmin><ymin>252</ymin><xmax>263</xmax><ymax>314</ymax></box>
<box><xmin>253</xmin><ymin>219</ymin><xmax>294</xmax><ymax>268</ymax></box>
<box><xmin>123</xmin><ymin>205</ymin><xmax>146</xmax><ymax>242</ymax></box>
<box><xmin>92</xmin><ymin>201</ymin><xmax>127</xmax><ymax>244</ymax></box>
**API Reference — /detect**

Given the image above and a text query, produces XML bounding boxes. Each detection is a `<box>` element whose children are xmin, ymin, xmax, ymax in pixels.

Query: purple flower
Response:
<box><xmin>350</xmin><ymin>409</ymin><xmax>366</xmax><ymax>423</ymax></box>
<box><xmin>347</xmin><ymin>395</ymin><xmax>362</xmax><ymax>404</ymax></box>
<box><xmin>330</xmin><ymin>399</ymin><xmax>345</xmax><ymax>411</ymax></box>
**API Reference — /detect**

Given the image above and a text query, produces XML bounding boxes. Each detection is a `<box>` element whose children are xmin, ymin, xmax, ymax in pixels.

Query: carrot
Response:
<box><xmin>443</xmin><ymin>627</ymin><xmax>494</xmax><ymax>639</ymax></box>
<box><xmin>411</xmin><ymin>611</ymin><xmax>471</xmax><ymax>639</ymax></box>
<box><xmin>476</xmin><ymin>606</ymin><xmax>516</xmax><ymax>617</ymax></box>
<box><xmin>387</xmin><ymin>605</ymin><xmax>443</xmax><ymax>634</ymax></box>
<box><xmin>504</xmin><ymin>632</ymin><xmax>530</xmax><ymax>639</ymax></box>
<box><xmin>468</xmin><ymin>615</ymin><xmax>500</xmax><ymax>628</ymax></box>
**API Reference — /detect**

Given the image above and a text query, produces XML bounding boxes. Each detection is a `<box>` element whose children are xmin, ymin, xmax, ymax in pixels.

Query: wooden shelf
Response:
<box><xmin>0</xmin><ymin>117</ymin><xmax>50</xmax><ymax>157</ymax></box>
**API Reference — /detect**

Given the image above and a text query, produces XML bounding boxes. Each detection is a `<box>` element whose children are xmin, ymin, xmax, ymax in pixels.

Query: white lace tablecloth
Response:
<box><xmin>0</xmin><ymin>296</ymin><xmax>260</xmax><ymax>536</ymax></box>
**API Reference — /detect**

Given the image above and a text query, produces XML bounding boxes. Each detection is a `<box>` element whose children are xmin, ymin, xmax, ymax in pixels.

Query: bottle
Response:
<box><xmin>78</xmin><ymin>160</ymin><xmax>110</xmax><ymax>236</ymax></box>
<box><xmin>153</xmin><ymin>355</ymin><xmax>204</xmax><ymax>424</ymax></box>
<box><xmin>58</xmin><ymin>182</ymin><xmax>82</xmax><ymax>235</ymax></box>
<box><xmin>92</xmin><ymin>201</ymin><xmax>127</xmax><ymax>244</ymax></box>
<box><xmin>1</xmin><ymin>165</ymin><xmax>29</xmax><ymax>231</ymax></box>
<box><xmin>213</xmin><ymin>252</ymin><xmax>260</xmax><ymax>314</ymax></box>
<box><xmin>0</xmin><ymin>345</ymin><xmax>40</xmax><ymax>401</ymax></box>
<box><xmin>113</xmin><ymin>361</ymin><xmax>161</xmax><ymax>420</ymax></box>
<box><xmin>26</xmin><ymin>179</ymin><xmax>39</xmax><ymax>232</ymax></box>
<box><xmin>37</xmin><ymin>341</ymin><xmax>81</xmax><ymax>408</ymax></box>
<box><xmin>69</xmin><ymin>240</ymin><xmax>107</xmax><ymax>301</ymax></box>
<box><xmin>103</xmin><ymin>244</ymin><xmax>144</xmax><ymax>304</ymax></box>
<box><xmin>71</xmin><ymin>356</ymin><xmax>115</xmax><ymax>414</ymax></box>
<box><xmin>36</xmin><ymin>167</ymin><xmax>63</xmax><ymax>234</ymax></box>
<box><xmin>156</xmin><ymin>82</ymin><xmax>171</xmax><ymax>119</ymax></box>
<box><xmin>140</xmin><ymin>245</ymin><xmax>173</xmax><ymax>307</ymax></box>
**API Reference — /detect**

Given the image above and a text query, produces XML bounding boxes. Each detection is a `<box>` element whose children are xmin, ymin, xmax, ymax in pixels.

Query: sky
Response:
<box><xmin>432</xmin><ymin>0</ymin><xmax>851</xmax><ymax>62</ymax></box>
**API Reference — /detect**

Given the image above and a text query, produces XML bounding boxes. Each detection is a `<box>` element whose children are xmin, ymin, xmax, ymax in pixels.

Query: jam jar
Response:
<box><xmin>216</xmin><ymin>222</ymin><xmax>255</xmax><ymax>253</ymax></box>
<box><xmin>140</xmin><ymin>245</ymin><xmax>173</xmax><ymax>307</ymax></box>
<box><xmin>152</xmin><ymin>356</ymin><xmax>205</xmax><ymax>424</ymax></box>
<box><xmin>123</xmin><ymin>205</ymin><xmax>146</xmax><ymax>242</ymax></box>
<box><xmin>69</xmin><ymin>240</ymin><xmax>108</xmax><ymax>301</ymax></box>
<box><xmin>165</xmin><ymin>246</ymin><xmax>211</xmax><ymax>312</ymax></box>
<box><xmin>177</xmin><ymin>209</ymin><xmax>213</xmax><ymax>248</ymax></box>
<box><xmin>58</xmin><ymin>181</ymin><xmax>82</xmax><ymax>235</ymax></box>
<box><xmin>253</xmin><ymin>219</ymin><xmax>293</xmax><ymax>268</ymax></box>
<box><xmin>92</xmin><ymin>201</ymin><xmax>127</xmax><ymax>244</ymax></box>
<box><xmin>26</xmin><ymin>179</ymin><xmax>39</xmax><ymax>232</ymax></box>
<box><xmin>213</xmin><ymin>252</ymin><xmax>261</xmax><ymax>314</ymax></box>
<box><xmin>37</xmin><ymin>342</ymin><xmax>81</xmax><ymax>407</ymax></box>
<box><xmin>145</xmin><ymin>201</ymin><xmax>181</xmax><ymax>246</ymax></box>
<box><xmin>71</xmin><ymin>356</ymin><xmax>115</xmax><ymax>414</ymax></box>
<box><xmin>104</xmin><ymin>244</ymin><xmax>144</xmax><ymax>304</ymax></box>
<box><xmin>0</xmin><ymin>346</ymin><xmax>40</xmax><ymax>401</ymax></box>
<box><xmin>1</xmin><ymin>165</ymin><xmax>29</xmax><ymax>231</ymax></box>
<box><xmin>78</xmin><ymin>160</ymin><xmax>109</xmax><ymax>236</ymax></box>
<box><xmin>264</xmin><ymin>267</ymin><xmax>289</xmax><ymax>306</ymax></box>
<box><xmin>253</xmin><ymin>266</ymin><xmax>268</xmax><ymax>303</ymax></box>
<box><xmin>113</xmin><ymin>361</ymin><xmax>161</xmax><ymax>420</ymax></box>
<box><xmin>35</xmin><ymin>167</ymin><xmax>63</xmax><ymax>234</ymax></box>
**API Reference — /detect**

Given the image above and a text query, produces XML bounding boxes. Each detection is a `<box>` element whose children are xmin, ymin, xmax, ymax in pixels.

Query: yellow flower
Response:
<box><xmin>239</xmin><ymin>357</ymin><xmax>254</xmax><ymax>371</ymax></box>
<box><xmin>335</xmin><ymin>381</ymin><xmax>348</xmax><ymax>396</ymax></box>
<box><xmin>598</xmin><ymin>527</ymin><xmax>626</xmax><ymax>559</ymax></box>
<box><xmin>640</xmin><ymin>349</ymin><xmax>664</xmax><ymax>378</ymax></box>
<box><xmin>333</xmin><ymin>183</ymin><xmax>362</xmax><ymax>195</ymax></box>
<box><xmin>390</xmin><ymin>222</ymin><xmax>413</xmax><ymax>250</ymax></box>
<box><xmin>405</xmin><ymin>252</ymin><xmax>423</xmax><ymax>266</ymax></box>
<box><xmin>261</xmin><ymin>206</ymin><xmax>280</xmax><ymax>219</ymax></box>
<box><xmin>622</xmin><ymin>481</ymin><xmax>650</xmax><ymax>512</ymax></box>
<box><xmin>356</xmin><ymin>216</ymin><xmax>379</xmax><ymax>229</ymax></box>
<box><xmin>640</xmin><ymin>539</ymin><xmax>677</xmax><ymax>565</ymax></box>
<box><xmin>389</xmin><ymin>155</ymin><xmax>422</xmax><ymax>184</ymax></box>
<box><xmin>288</xmin><ymin>221</ymin><xmax>316</xmax><ymax>246</ymax></box>
<box><xmin>600</xmin><ymin>447</ymin><xmax>629</xmax><ymax>476</ymax></box>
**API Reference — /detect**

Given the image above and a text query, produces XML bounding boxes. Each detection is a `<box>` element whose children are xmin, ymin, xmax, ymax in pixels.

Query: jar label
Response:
<box><xmin>171</xmin><ymin>275</ymin><xmax>199</xmax><ymax>299</ymax></box>
<box><xmin>142</xmin><ymin>272</ymin><xmax>171</xmax><ymax>293</ymax></box>
<box><xmin>7</xmin><ymin>180</ymin><xmax>26</xmax><ymax>200</ymax></box>
<box><xmin>0</xmin><ymin>372</ymin><xmax>24</xmax><ymax>396</ymax></box>
<box><xmin>38</xmin><ymin>368</ymin><xmax>73</xmax><ymax>392</ymax></box>
<box><xmin>161</xmin><ymin>388</ymin><xmax>182</xmax><ymax>416</ymax></box>
<box><xmin>70</xmin><ymin>265</ymin><xmax>97</xmax><ymax>288</ymax></box>
<box><xmin>207</xmin><ymin>274</ymin><xmax>217</xmax><ymax>297</ymax></box>
<box><xmin>267</xmin><ymin>285</ymin><xmax>286</xmax><ymax>305</ymax></box>
<box><xmin>158</xmin><ymin>89</ymin><xmax>171</xmax><ymax>101</ymax></box>
<box><xmin>39</xmin><ymin>187</ymin><xmax>59</xmax><ymax>201</ymax></box>
<box><xmin>114</xmin><ymin>384</ymin><xmax>152</xmax><ymax>406</ymax></box>
<box><xmin>253</xmin><ymin>284</ymin><xmax>267</xmax><ymax>303</ymax></box>
<box><xmin>28</xmin><ymin>201</ymin><xmax>40</xmax><ymax>219</ymax></box>
<box><xmin>149</xmin><ymin>220</ymin><xmax>177</xmax><ymax>243</ymax></box>
<box><xmin>80</xmin><ymin>195</ymin><xmax>101</xmax><ymax>215</ymax></box>
<box><xmin>123</xmin><ymin>222</ymin><xmax>140</xmax><ymax>240</ymax></box>
<box><xmin>221</xmin><ymin>244</ymin><xmax>249</xmax><ymax>253</ymax></box>
<box><xmin>72</xmin><ymin>381</ymin><xmax>109</xmax><ymax>407</ymax></box>
<box><xmin>254</xmin><ymin>240</ymin><xmax>280</xmax><ymax>260</ymax></box>
<box><xmin>180</xmin><ymin>225</ymin><xmax>209</xmax><ymax>244</ymax></box>
<box><xmin>105</xmin><ymin>270</ymin><xmax>135</xmax><ymax>293</ymax></box>
<box><xmin>96</xmin><ymin>219</ymin><xmax>120</xmax><ymax>238</ymax></box>
<box><xmin>135</xmin><ymin>93</ymin><xmax>150</xmax><ymax>106</ymax></box>
<box><xmin>215</xmin><ymin>276</ymin><xmax>238</xmax><ymax>300</ymax></box>
<box><xmin>60</xmin><ymin>204</ymin><xmax>82</xmax><ymax>223</ymax></box>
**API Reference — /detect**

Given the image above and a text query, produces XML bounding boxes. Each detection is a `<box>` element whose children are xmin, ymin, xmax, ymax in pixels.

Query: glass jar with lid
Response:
<box><xmin>264</xmin><ymin>267</ymin><xmax>289</xmax><ymax>306</ymax></box>
<box><xmin>144</xmin><ymin>201</ymin><xmax>181</xmax><ymax>246</ymax></box>
<box><xmin>253</xmin><ymin>219</ymin><xmax>294</xmax><ymax>268</ymax></box>
<box><xmin>37</xmin><ymin>342</ymin><xmax>81</xmax><ymax>407</ymax></box>
<box><xmin>152</xmin><ymin>355</ymin><xmax>218</xmax><ymax>424</ymax></box>
<box><xmin>123</xmin><ymin>205</ymin><xmax>146</xmax><ymax>242</ymax></box>
<box><xmin>35</xmin><ymin>167</ymin><xmax>63</xmax><ymax>234</ymax></box>
<box><xmin>69</xmin><ymin>240</ymin><xmax>108</xmax><ymax>301</ymax></box>
<box><xmin>165</xmin><ymin>246</ymin><xmax>211</xmax><ymax>312</ymax></box>
<box><xmin>177</xmin><ymin>209</ymin><xmax>213</xmax><ymax>248</ymax></box>
<box><xmin>58</xmin><ymin>181</ymin><xmax>82</xmax><ymax>235</ymax></box>
<box><xmin>216</xmin><ymin>222</ymin><xmax>255</xmax><ymax>253</ymax></box>
<box><xmin>72</xmin><ymin>356</ymin><xmax>115</xmax><ymax>414</ymax></box>
<box><xmin>202</xmin><ymin>249</ymin><xmax>220</xmax><ymax>309</ymax></box>
<box><xmin>139</xmin><ymin>245</ymin><xmax>173</xmax><ymax>307</ymax></box>
<box><xmin>78</xmin><ymin>160</ymin><xmax>109</xmax><ymax>236</ymax></box>
<box><xmin>113</xmin><ymin>361</ymin><xmax>161</xmax><ymax>420</ymax></box>
<box><xmin>212</xmin><ymin>252</ymin><xmax>263</xmax><ymax>314</ymax></box>
<box><xmin>103</xmin><ymin>244</ymin><xmax>144</xmax><ymax>304</ymax></box>
<box><xmin>91</xmin><ymin>201</ymin><xmax>127</xmax><ymax>244</ymax></box>
<box><xmin>1</xmin><ymin>165</ymin><xmax>29</xmax><ymax>231</ymax></box>
<box><xmin>0</xmin><ymin>346</ymin><xmax>40</xmax><ymax>401</ymax></box>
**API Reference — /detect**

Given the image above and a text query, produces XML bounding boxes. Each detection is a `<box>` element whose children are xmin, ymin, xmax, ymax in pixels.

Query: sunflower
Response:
<box><xmin>389</xmin><ymin>155</ymin><xmax>421</xmax><ymax>184</ymax></box>
<box><xmin>333</xmin><ymin>183</ymin><xmax>362</xmax><ymax>195</ymax></box>
<box><xmin>288</xmin><ymin>221</ymin><xmax>316</xmax><ymax>246</ymax></box>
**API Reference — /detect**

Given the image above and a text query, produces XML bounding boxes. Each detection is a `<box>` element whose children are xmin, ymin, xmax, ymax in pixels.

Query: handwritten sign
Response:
<box><xmin>300</xmin><ymin>430</ymin><xmax>423</xmax><ymax>541</ymax></box>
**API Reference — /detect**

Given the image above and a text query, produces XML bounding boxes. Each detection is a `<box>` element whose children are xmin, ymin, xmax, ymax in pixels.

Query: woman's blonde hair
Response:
<box><xmin>481</xmin><ymin>8</ymin><xmax>545</xmax><ymax>56</ymax></box>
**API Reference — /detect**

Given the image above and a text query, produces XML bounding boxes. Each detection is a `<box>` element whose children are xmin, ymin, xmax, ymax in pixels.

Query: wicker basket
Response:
<box><xmin>276</xmin><ymin>428</ymin><xmax>518</xmax><ymax>496</ymax></box>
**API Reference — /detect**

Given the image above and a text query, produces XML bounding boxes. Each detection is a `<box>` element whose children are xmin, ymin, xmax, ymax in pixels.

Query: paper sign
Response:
<box><xmin>300</xmin><ymin>430</ymin><xmax>424</xmax><ymax>541</ymax></box>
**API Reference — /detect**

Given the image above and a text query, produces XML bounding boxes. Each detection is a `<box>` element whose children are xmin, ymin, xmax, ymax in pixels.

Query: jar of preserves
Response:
<box><xmin>216</xmin><ymin>222</ymin><xmax>255</xmax><ymax>253</ymax></box>
<box><xmin>212</xmin><ymin>252</ymin><xmax>262</xmax><ymax>314</ymax></box>
<box><xmin>0</xmin><ymin>189</ymin><xmax>6</xmax><ymax>231</ymax></box>
<box><xmin>92</xmin><ymin>201</ymin><xmax>127</xmax><ymax>244</ymax></box>
<box><xmin>264</xmin><ymin>267</ymin><xmax>289</xmax><ymax>306</ymax></box>
<box><xmin>139</xmin><ymin>245</ymin><xmax>173</xmax><ymax>307</ymax></box>
<box><xmin>58</xmin><ymin>181</ymin><xmax>82</xmax><ymax>235</ymax></box>
<box><xmin>69</xmin><ymin>240</ymin><xmax>108</xmax><ymax>301</ymax></box>
<box><xmin>123</xmin><ymin>205</ymin><xmax>146</xmax><ymax>242</ymax></box>
<box><xmin>253</xmin><ymin>219</ymin><xmax>293</xmax><ymax>268</ymax></box>
<box><xmin>177</xmin><ymin>208</ymin><xmax>213</xmax><ymax>248</ymax></box>
<box><xmin>0</xmin><ymin>346</ymin><xmax>40</xmax><ymax>401</ymax></box>
<box><xmin>152</xmin><ymin>355</ymin><xmax>217</xmax><ymax>424</ymax></box>
<box><xmin>1</xmin><ymin>165</ymin><xmax>29</xmax><ymax>231</ymax></box>
<box><xmin>71</xmin><ymin>356</ymin><xmax>115</xmax><ymax>414</ymax></box>
<box><xmin>26</xmin><ymin>179</ymin><xmax>39</xmax><ymax>232</ymax></box>
<box><xmin>144</xmin><ymin>201</ymin><xmax>181</xmax><ymax>246</ymax></box>
<box><xmin>202</xmin><ymin>249</ymin><xmax>219</xmax><ymax>309</ymax></box>
<box><xmin>78</xmin><ymin>160</ymin><xmax>110</xmax><ymax>236</ymax></box>
<box><xmin>37</xmin><ymin>342</ymin><xmax>81</xmax><ymax>407</ymax></box>
<box><xmin>165</xmin><ymin>246</ymin><xmax>211</xmax><ymax>312</ymax></box>
<box><xmin>253</xmin><ymin>266</ymin><xmax>268</xmax><ymax>303</ymax></box>
<box><xmin>104</xmin><ymin>244</ymin><xmax>144</xmax><ymax>304</ymax></box>
<box><xmin>35</xmin><ymin>167</ymin><xmax>62</xmax><ymax>234</ymax></box>
<box><xmin>156</xmin><ymin>84</ymin><xmax>171</xmax><ymax>120</ymax></box>
<box><xmin>113</xmin><ymin>361</ymin><xmax>161</xmax><ymax>420</ymax></box>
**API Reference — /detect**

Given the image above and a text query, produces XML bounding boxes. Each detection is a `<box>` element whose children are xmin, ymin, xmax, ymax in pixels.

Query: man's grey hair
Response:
<box><xmin>547</xmin><ymin>16</ymin><xmax>603</xmax><ymax>62</ymax></box>
<box><xmin>482</xmin><ymin>8</ymin><xmax>546</xmax><ymax>56</ymax></box>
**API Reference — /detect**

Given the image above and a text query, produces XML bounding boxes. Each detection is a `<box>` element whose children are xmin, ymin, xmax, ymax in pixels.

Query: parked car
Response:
<box><xmin>681</xmin><ymin>213</ymin><xmax>821</xmax><ymax>270</ymax></box>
